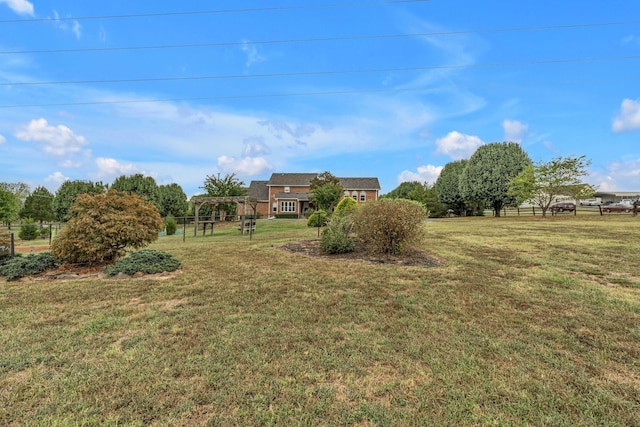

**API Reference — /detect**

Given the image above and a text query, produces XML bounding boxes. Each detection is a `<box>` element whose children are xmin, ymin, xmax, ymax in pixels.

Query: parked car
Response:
<box><xmin>579</xmin><ymin>199</ymin><xmax>601</xmax><ymax>206</ymax></box>
<box><xmin>602</xmin><ymin>203</ymin><xmax>633</xmax><ymax>213</ymax></box>
<box><xmin>549</xmin><ymin>202</ymin><xmax>576</xmax><ymax>213</ymax></box>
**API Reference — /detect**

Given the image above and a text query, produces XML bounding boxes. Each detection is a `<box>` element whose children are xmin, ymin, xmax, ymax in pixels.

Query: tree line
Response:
<box><xmin>384</xmin><ymin>142</ymin><xmax>594</xmax><ymax>218</ymax></box>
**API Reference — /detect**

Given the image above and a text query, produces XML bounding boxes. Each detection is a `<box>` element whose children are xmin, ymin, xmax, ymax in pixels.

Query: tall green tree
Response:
<box><xmin>311</xmin><ymin>182</ymin><xmax>344</xmax><ymax>212</ymax></box>
<box><xmin>20</xmin><ymin>186</ymin><xmax>55</xmax><ymax>224</ymax></box>
<box><xmin>0</xmin><ymin>182</ymin><xmax>30</xmax><ymax>205</ymax></box>
<box><xmin>201</xmin><ymin>173</ymin><xmax>247</xmax><ymax>220</ymax></box>
<box><xmin>435</xmin><ymin>160</ymin><xmax>469</xmax><ymax>216</ymax></box>
<box><xmin>158</xmin><ymin>183</ymin><xmax>188</xmax><ymax>218</ymax></box>
<box><xmin>53</xmin><ymin>180</ymin><xmax>107</xmax><ymax>221</ymax></box>
<box><xmin>310</xmin><ymin>171</ymin><xmax>341</xmax><ymax>190</ymax></box>
<box><xmin>0</xmin><ymin>188</ymin><xmax>21</xmax><ymax>227</ymax></box>
<box><xmin>384</xmin><ymin>181</ymin><xmax>444</xmax><ymax>216</ymax></box>
<box><xmin>461</xmin><ymin>142</ymin><xmax>531</xmax><ymax>217</ymax></box>
<box><xmin>111</xmin><ymin>174</ymin><xmax>160</xmax><ymax>208</ymax></box>
<box><xmin>508</xmin><ymin>155</ymin><xmax>595</xmax><ymax>217</ymax></box>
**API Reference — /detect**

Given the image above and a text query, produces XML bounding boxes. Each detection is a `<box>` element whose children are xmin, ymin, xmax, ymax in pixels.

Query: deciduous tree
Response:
<box><xmin>460</xmin><ymin>142</ymin><xmax>531</xmax><ymax>217</ymax></box>
<box><xmin>201</xmin><ymin>173</ymin><xmax>247</xmax><ymax>220</ymax></box>
<box><xmin>509</xmin><ymin>155</ymin><xmax>595</xmax><ymax>216</ymax></box>
<box><xmin>53</xmin><ymin>180</ymin><xmax>106</xmax><ymax>221</ymax></box>
<box><xmin>111</xmin><ymin>174</ymin><xmax>160</xmax><ymax>208</ymax></box>
<box><xmin>435</xmin><ymin>160</ymin><xmax>469</xmax><ymax>215</ymax></box>
<box><xmin>158</xmin><ymin>183</ymin><xmax>188</xmax><ymax>218</ymax></box>
<box><xmin>0</xmin><ymin>188</ymin><xmax>21</xmax><ymax>227</ymax></box>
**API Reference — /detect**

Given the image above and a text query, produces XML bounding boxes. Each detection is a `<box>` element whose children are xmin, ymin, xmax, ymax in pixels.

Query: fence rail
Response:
<box><xmin>482</xmin><ymin>205</ymin><xmax>638</xmax><ymax>217</ymax></box>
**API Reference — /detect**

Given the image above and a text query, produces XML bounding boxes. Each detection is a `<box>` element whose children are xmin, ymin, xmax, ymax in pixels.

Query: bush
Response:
<box><xmin>307</xmin><ymin>210</ymin><xmax>329</xmax><ymax>227</ymax></box>
<box><xmin>106</xmin><ymin>249</ymin><xmax>181</xmax><ymax>276</ymax></box>
<box><xmin>39</xmin><ymin>226</ymin><xmax>51</xmax><ymax>238</ymax></box>
<box><xmin>320</xmin><ymin>215</ymin><xmax>355</xmax><ymax>254</ymax></box>
<box><xmin>51</xmin><ymin>190</ymin><xmax>164</xmax><ymax>265</ymax></box>
<box><xmin>334</xmin><ymin>197</ymin><xmax>359</xmax><ymax>217</ymax></box>
<box><xmin>0</xmin><ymin>252</ymin><xmax>60</xmax><ymax>281</ymax></box>
<box><xmin>165</xmin><ymin>216</ymin><xmax>177</xmax><ymax>236</ymax></box>
<box><xmin>354</xmin><ymin>199</ymin><xmax>427</xmax><ymax>254</ymax></box>
<box><xmin>18</xmin><ymin>219</ymin><xmax>39</xmax><ymax>241</ymax></box>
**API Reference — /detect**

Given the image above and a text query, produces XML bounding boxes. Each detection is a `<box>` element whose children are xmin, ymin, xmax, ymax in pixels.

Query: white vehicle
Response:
<box><xmin>620</xmin><ymin>199</ymin><xmax>636</xmax><ymax>206</ymax></box>
<box><xmin>579</xmin><ymin>199</ymin><xmax>601</xmax><ymax>206</ymax></box>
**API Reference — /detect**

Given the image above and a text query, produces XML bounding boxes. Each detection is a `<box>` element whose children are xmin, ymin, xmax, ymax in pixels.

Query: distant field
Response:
<box><xmin>1</xmin><ymin>216</ymin><xmax>639</xmax><ymax>425</ymax></box>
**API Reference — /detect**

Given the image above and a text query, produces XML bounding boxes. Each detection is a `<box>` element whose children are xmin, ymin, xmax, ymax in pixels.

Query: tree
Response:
<box><xmin>20</xmin><ymin>186</ymin><xmax>55</xmax><ymax>224</ymax></box>
<box><xmin>334</xmin><ymin>196</ymin><xmax>358</xmax><ymax>216</ymax></box>
<box><xmin>0</xmin><ymin>188</ymin><xmax>21</xmax><ymax>227</ymax></box>
<box><xmin>111</xmin><ymin>174</ymin><xmax>160</xmax><ymax>208</ymax></box>
<box><xmin>383</xmin><ymin>181</ymin><xmax>444</xmax><ymax>217</ymax></box>
<box><xmin>158</xmin><ymin>183</ymin><xmax>188</xmax><ymax>218</ymax></box>
<box><xmin>0</xmin><ymin>182</ymin><xmax>30</xmax><ymax>205</ymax></box>
<box><xmin>311</xmin><ymin>182</ymin><xmax>344</xmax><ymax>212</ymax></box>
<box><xmin>53</xmin><ymin>180</ymin><xmax>107</xmax><ymax>221</ymax></box>
<box><xmin>435</xmin><ymin>160</ymin><xmax>469</xmax><ymax>215</ymax></box>
<box><xmin>51</xmin><ymin>190</ymin><xmax>163</xmax><ymax>264</ymax></box>
<box><xmin>509</xmin><ymin>156</ymin><xmax>595</xmax><ymax>217</ymax></box>
<box><xmin>201</xmin><ymin>173</ymin><xmax>247</xmax><ymax>220</ymax></box>
<box><xmin>310</xmin><ymin>171</ymin><xmax>341</xmax><ymax>190</ymax></box>
<box><xmin>460</xmin><ymin>142</ymin><xmax>531</xmax><ymax>217</ymax></box>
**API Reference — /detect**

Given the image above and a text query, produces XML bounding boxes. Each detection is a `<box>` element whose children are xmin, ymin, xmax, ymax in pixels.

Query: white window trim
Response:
<box><xmin>281</xmin><ymin>200</ymin><xmax>296</xmax><ymax>213</ymax></box>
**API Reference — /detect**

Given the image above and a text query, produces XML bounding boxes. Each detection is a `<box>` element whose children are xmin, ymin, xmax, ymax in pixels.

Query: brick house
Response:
<box><xmin>248</xmin><ymin>173</ymin><xmax>381</xmax><ymax>218</ymax></box>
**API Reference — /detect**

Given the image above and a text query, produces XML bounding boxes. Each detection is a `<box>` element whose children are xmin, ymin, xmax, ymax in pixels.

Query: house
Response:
<box><xmin>248</xmin><ymin>173</ymin><xmax>381</xmax><ymax>218</ymax></box>
<box><xmin>594</xmin><ymin>191</ymin><xmax>640</xmax><ymax>205</ymax></box>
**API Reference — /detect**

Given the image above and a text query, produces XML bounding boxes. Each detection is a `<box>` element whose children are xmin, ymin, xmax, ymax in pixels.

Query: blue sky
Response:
<box><xmin>0</xmin><ymin>0</ymin><xmax>639</xmax><ymax>196</ymax></box>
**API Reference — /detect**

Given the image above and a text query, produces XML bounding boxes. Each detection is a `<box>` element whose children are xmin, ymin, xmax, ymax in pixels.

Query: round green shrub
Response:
<box><xmin>307</xmin><ymin>210</ymin><xmax>328</xmax><ymax>227</ymax></box>
<box><xmin>165</xmin><ymin>216</ymin><xmax>177</xmax><ymax>236</ymax></box>
<box><xmin>39</xmin><ymin>226</ymin><xmax>51</xmax><ymax>238</ymax></box>
<box><xmin>18</xmin><ymin>219</ymin><xmax>39</xmax><ymax>241</ymax></box>
<box><xmin>106</xmin><ymin>249</ymin><xmax>181</xmax><ymax>276</ymax></box>
<box><xmin>335</xmin><ymin>197</ymin><xmax>358</xmax><ymax>216</ymax></box>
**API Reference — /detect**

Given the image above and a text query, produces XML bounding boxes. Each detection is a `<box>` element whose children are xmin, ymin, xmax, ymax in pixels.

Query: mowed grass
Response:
<box><xmin>1</xmin><ymin>217</ymin><xmax>639</xmax><ymax>426</ymax></box>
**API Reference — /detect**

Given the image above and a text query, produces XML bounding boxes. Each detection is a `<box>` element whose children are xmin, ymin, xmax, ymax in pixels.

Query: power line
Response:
<box><xmin>1</xmin><ymin>76</ymin><xmax>638</xmax><ymax>109</ymax></box>
<box><xmin>0</xmin><ymin>0</ymin><xmax>432</xmax><ymax>24</ymax></box>
<box><xmin>1</xmin><ymin>20</ymin><xmax>638</xmax><ymax>55</ymax></box>
<box><xmin>2</xmin><ymin>55</ymin><xmax>639</xmax><ymax>87</ymax></box>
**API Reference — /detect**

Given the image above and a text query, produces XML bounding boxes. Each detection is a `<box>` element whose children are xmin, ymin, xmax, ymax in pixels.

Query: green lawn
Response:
<box><xmin>1</xmin><ymin>217</ymin><xmax>639</xmax><ymax>425</ymax></box>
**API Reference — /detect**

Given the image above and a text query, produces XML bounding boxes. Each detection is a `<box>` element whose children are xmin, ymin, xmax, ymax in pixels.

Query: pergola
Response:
<box><xmin>190</xmin><ymin>195</ymin><xmax>259</xmax><ymax>236</ymax></box>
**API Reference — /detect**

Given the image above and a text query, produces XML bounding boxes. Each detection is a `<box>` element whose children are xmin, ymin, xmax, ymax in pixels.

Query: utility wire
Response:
<box><xmin>1</xmin><ymin>76</ymin><xmax>638</xmax><ymax>109</ymax></box>
<box><xmin>0</xmin><ymin>0</ymin><xmax>432</xmax><ymax>24</ymax></box>
<box><xmin>1</xmin><ymin>20</ymin><xmax>638</xmax><ymax>55</ymax></box>
<box><xmin>2</xmin><ymin>55</ymin><xmax>639</xmax><ymax>87</ymax></box>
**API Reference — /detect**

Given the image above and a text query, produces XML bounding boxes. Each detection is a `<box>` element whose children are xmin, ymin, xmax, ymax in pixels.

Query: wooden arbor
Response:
<box><xmin>190</xmin><ymin>196</ymin><xmax>259</xmax><ymax>236</ymax></box>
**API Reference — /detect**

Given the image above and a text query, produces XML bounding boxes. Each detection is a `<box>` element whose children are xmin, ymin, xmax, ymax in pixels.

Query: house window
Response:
<box><xmin>281</xmin><ymin>201</ymin><xmax>296</xmax><ymax>213</ymax></box>
<box><xmin>344</xmin><ymin>190</ymin><xmax>350</xmax><ymax>197</ymax></box>
<box><xmin>352</xmin><ymin>191</ymin><xmax>358</xmax><ymax>200</ymax></box>
<box><xmin>360</xmin><ymin>191</ymin><xmax>366</xmax><ymax>202</ymax></box>
<box><xmin>284</xmin><ymin>186</ymin><xmax>290</xmax><ymax>193</ymax></box>
<box><xmin>272</xmin><ymin>202</ymin><xmax>277</xmax><ymax>212</ymax></box>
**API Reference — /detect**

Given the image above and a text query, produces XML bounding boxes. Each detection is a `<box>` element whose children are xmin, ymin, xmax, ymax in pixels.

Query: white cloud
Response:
<box><xmin>59</xmin><ymin>159</ymin><xmax>82</xmax><ymax>168</ymax></box>
<box><xmin>15</xmin><ymin>118</ymin><xmax>88</xmax><ymax>156</ymax></box>
<box><xmin>240</xmin><ymin>41</ymin><xmax>266</xmax><ymax>68</ymax></box>
<box><xmin>45</xmin><ymin>171</ymin><xmax>69</xmax><ymax>187</ymax></box>
<box><xmin>52</xmin><ymin>10</ymin><xmax>82</xmax><ymax>39</ymax></box>
<box><xmin>398</xmin><ymin>164</ymin><xmax>443</xmax><ymax>185</ymax></box>
<box><xmin>93</xmin><ymin>157</ymin><xmax>138</xmax><ymax>181</ymax></box>
<box><xmin>435</xmin><ymin>131</ymin><xmax>484</xmax><ymax>160</ymax></box>
<box><xmin>0</xmin><ymin>0</ymin><xmax>33</xmax><ymax>15</ymax></box>
<box><xmin>589</xmin><ymin>159</ymin><xmax>640</xmax><ymax>191</ymax></box>
<box><xmin>502</xmin><ymin>119</ymin><xmax>528</xmax><ymax>143</ymax></box>
<box><xmin>218</xmin><ymin>155</ymin><xmax>273</xmax><ymax>176</ymax></box>
<box><xmin>612</xmin><ymin>99</ymin><xmax>640</xmax><ymax>132</ymax></box>
<box><xmin>0</xmin><ymin>134</ymin><xmax>6</xmax><ymax>144</ymax></box>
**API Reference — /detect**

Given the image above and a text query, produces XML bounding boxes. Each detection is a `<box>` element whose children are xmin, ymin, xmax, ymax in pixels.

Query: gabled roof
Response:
<box><xmin>267</xmin><ymin>173</ymin><xmax>318</xmax><ymax>186</ymax></box>
<box><xmin>247</xmin><ymin>180</ymin><xmax>269</xmax><ymax>201</ymax></box>
<box><xmin>266</xmin><ymin>173</ymin><xmax>380</xmax><ymax>190</ymax></box>
<box><xmin>339</xmin><ymin>177</ymin><xmax>380</xmax><ymax>190</ymax></box>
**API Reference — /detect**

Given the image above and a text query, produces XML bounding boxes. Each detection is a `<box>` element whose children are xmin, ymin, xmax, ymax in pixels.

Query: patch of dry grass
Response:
<box><xmin>1</xmin><ymin>217</ymin><xmax>639</xmax><ymax>425</ymax></box>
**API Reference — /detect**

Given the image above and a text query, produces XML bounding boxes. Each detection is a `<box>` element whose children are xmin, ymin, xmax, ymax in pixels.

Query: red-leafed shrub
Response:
<box><xmin>51</xmin><ymin>190</ymin><xmax>163</xmax><ymax>264</ymax></box>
